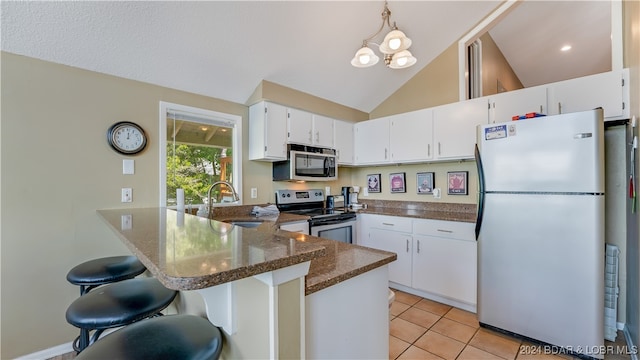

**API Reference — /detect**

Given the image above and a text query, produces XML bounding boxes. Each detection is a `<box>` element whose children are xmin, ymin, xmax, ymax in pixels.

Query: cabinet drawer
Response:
<box><xmin>367</xmin><ymin>214</ymin><xmax>412</xmax><ymax>233</ymax></box>
<box><xmin>413</xmin><ymin>219</ymin><xmax>474</xmax><ymax>241</ymax></box>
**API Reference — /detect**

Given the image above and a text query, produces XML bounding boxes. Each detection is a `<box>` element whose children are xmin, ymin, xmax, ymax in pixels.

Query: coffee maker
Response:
<box><xmin>341</xmin><ymin>186</ymin><xmax>352</xmax><ymax>208</ymax></box>
<box><xmin>341</xmin><ymin>186</ymin><xmax>362</xmax><ymax>209</ymax></box>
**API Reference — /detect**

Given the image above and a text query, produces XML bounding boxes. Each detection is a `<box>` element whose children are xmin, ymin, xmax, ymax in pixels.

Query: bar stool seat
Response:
<box><xmin>66</xmin><ymin>277</ymin><xmax>178</xmax><ymax>352</ymax></box>
<box><xmin>75</xmin><ymin>315</ymin><xmax>223</xmax><ymax>360</ymax></box>
<box><xmin>67</xmin><ymin>256</ymin><xmax>146</xmax><ymax>295</ymax></box>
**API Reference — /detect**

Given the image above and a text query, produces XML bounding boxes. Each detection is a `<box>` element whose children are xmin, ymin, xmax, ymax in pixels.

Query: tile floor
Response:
<box><xmin>389</xmin><ymin>289</ymin><xmax>632</xmax><ymax>360</ymax></box>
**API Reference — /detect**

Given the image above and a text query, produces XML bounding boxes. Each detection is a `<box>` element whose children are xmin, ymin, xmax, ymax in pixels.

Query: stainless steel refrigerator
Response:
<box><xmin>475</xmin><ymin>109</ymin><xmax>605</xmax><ymax>359</ymax></box>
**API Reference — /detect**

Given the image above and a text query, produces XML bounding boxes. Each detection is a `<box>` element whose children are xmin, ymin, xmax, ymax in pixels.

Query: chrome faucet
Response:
<box><xmin>207</xmin><ymin>180</ymin><xmax>240</xmax><ymax>216</ymax></box>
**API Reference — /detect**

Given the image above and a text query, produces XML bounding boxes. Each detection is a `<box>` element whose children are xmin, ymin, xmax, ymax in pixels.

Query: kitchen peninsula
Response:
<box><xmin>97</xmin><ymin>207</ymin><xmax>396</xmax><ymax>359</ymax></box>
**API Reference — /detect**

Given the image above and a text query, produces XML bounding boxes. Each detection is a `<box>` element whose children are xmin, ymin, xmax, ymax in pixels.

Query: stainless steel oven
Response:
<box><xmin>275</xmin><ymin>189</ymin><xmax>356</xmax><ymax>244</ymax></box>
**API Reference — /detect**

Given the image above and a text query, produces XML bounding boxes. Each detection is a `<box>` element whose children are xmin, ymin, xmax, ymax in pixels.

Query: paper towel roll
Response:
<box><xmin>177</xmin><ymin>188</ymin><xmax>185</xmax><ymax>212</ymax></box>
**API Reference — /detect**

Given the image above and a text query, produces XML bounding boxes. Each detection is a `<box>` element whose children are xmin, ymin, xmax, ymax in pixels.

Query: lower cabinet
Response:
<box><xmin>358</xmin><ymin>214</ymin><xmax>477</xmax><ymax>311</ymax></box>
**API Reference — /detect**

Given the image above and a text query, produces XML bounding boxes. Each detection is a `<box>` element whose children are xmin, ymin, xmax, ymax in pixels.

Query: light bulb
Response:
<box><xmin>396</xmin><ymin>56</ymin><xmax>408</xmax><ymax>67</ymax></box>
<box><xmin>389</xmin><ymin>38</ymin><xmax>401</xmax><ymax>50</ymax></box>
<box><xmin>359</xmin><ymin>54</ymin><xmax>371</xmax><ymax>64</ymax></box>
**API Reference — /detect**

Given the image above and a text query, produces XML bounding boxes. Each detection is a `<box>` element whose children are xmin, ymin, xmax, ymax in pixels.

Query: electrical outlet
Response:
<box><xmin>433</xmin><ymin>188</ymin><xmax>441</xmax><ymax>199</ymax></box>
<box><xmin>251</xmin><ymin>188</ymin><xmax>258</xmax><ymax>199</ymax></box>
<box><xmin>121</xmin><ymin>188</ymin><xmax>132</xmax><ymax>202</ymax></box>
<box><xmin>325</xmin><ymin>186</ymin><xmax>331</xmax><ymax>196</ymax></box>
<box><xmin>121</xmin><ymin>214</ymin><xmax>132</xmax><ymax>230</ymax></box>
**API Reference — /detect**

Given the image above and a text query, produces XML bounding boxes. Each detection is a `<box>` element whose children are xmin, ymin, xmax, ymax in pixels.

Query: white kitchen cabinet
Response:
<box><xmin>412</xmin><ymin>219</ymin><xmax>476</xmax><ymax>305</ymax></box>
<box><xmin>489</xmin><ymin>85</ymin><xmax>547</xmax><ymax>124</ymax></box>
<box><xmin>432</xmin><ymin>97</ymin><xmax>489</xmax><ymax>160</ymax></box>
<box><xmin>249</xmin><ymin>101</ymin><xmax>288</xmax><ymax>161</ymax></box>
<box><xmin>287</xmin><ymin>109</ymin><xmax>335</xmax><ymax>148</ymax></box>
<box><xmin>354</xmin><ymin>117</ymin><xmax>390</xmax><ymax>164</ymax></box>
<box><xmin>312</xmin><ymin>115</ymin><xmax>335</xmax><ymax>148</ymax></box>
<box><xmin>334</xmin><ymin>119</ymin><xmax>354</xmax><ymax>165</ymax></box>
<box><xmin>287</xmin><ymin>108</ymin><xmax>314</xmax><ymax>145</ymax></box>
<box><xmin>359</xmin><ymin>214</ymin><xmax>413</xmax><ymax>287</ymax></box>
<box><xmin>547</xmin><ymin>69</ymin><xmax>629</xmax><ymax>120</ymax></box>
<box><xmin>358</xmin><ymin>213</ymin><xmax>477</xmax><ymax>311</ymax></box>
<box><xmin>390</xmin><ymin>108</ymin><xmax>434</xmax><ymax>163</ymax></box>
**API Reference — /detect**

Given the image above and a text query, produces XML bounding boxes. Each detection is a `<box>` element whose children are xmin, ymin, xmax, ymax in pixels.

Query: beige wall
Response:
<box><xmin>370</xmin><ymin>43</ymin><xmax>461</xmax><ymax>119</ymax></box>
<box><xmin>479</xmin><ymin>32</ymin><xmax>524</xmax><ymax>96</ymax></box>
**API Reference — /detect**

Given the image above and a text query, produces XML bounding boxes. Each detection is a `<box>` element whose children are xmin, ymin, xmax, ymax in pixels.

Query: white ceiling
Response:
<box><xmin>0</xmin><ymin>1</ymin><xmax>612</xmax><ymax>113</ymax></box>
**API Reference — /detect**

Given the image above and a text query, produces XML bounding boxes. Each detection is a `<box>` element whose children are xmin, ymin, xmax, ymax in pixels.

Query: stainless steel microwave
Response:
<box><xmin>273</xmin><ymin>145</ymin><xmax>337</xmax><ymax>181</ymax></box>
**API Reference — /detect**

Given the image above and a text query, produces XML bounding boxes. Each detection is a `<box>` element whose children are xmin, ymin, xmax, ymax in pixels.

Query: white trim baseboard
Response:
<box><xmin>623</xmin><ymin>325</ymin><xmax>638</xmax><ymax>360</ymax></box>
<box><xmin>15</xmin><ymin>342</ymin><xmax>74</xmax><ymax>360</ymax></box>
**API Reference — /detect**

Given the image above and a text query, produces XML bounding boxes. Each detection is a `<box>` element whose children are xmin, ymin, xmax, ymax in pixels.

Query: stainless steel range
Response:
<box><xmin>275</xmin><ymin>189</ymin><xmax>356</xmax><ymax>244</ymax></box>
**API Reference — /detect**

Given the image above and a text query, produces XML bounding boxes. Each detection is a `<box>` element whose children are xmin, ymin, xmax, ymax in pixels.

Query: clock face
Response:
<box><xmin>107</xmin><ymin>121</ymin><xmax>147</xmax><ymax>155</ymax></box>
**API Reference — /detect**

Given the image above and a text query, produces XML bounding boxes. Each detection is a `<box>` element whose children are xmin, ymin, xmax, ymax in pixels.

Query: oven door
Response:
<box><xmin>310</xmin><ymin>218</ymin><xmax>356</xmax><ymax>244</ymax></box>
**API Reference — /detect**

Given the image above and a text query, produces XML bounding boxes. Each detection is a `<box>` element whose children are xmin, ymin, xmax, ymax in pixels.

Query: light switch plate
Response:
<box><xmin>122</xmin><ymin>188</ymin><xmax>132</xmax><ymax>202</ymax></box>
<box><xmin>123</xmin><ymin>159</ymin><xmax>134</xmax><ymax>175</ymax></box>
<box><xmin>251</xmin><ymin>188</ymin><xmax>258</xmax><ymax>199</ymax></box>
<box><xmin>433</xmin><ymin>188</ymin><xmax>441</xmax><ymax>199</ymax></box>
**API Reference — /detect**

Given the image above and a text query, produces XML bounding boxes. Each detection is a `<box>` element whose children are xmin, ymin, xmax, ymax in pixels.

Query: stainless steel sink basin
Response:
<box><xmin>225</xmin><ymin>221</ymin><xmax>263</xmax><ymax>228</ymax></box>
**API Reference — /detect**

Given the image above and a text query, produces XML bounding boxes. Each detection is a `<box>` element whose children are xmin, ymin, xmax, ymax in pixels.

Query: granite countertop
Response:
<box><xmin>353</xmin><ymin>199</ymin><xmax>477</xmax><ymax>223</ymax></box>
<box><xmin>97</xmin><ymin>207</ymin><xmax>397</xmax><ymax>295</ymax></box>
<box><xmin>97</xmin><ymin>208</ymin><xmax>326</xmax><ymax>291</ymax></box>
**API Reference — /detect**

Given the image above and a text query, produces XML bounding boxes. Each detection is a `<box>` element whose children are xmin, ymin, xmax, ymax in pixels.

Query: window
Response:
<box><xmin>159</xmin><ymin>102</ymin><xmax>242</xmax><ymax>208</ymax></box>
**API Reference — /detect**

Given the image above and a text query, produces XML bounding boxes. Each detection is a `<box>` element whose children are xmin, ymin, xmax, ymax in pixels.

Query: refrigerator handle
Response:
<box><xmin>474</xmin><ymin>144</ymin><xmax>485</xmax><ymax>241</ymax></box>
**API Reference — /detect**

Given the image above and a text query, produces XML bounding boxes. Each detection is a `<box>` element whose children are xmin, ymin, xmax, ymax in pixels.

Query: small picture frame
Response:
<box><xmin>389</xmin><ymin>172</ymin><xmax>406</xmax><ymax>193</ymax></box>
<box><xmin>416</xmin><ymin>172</ymin><xmax>435</xmax><ymax>194</ymax></box>
<box><xmin>447</xmin><ymin>171</ymin><xmax>468</xmax><ymax>195</ymax></box>
<box><xmin>367</xmin><ymin>174</ymin><xmax>381</xmax><ymax>193</ymax></box>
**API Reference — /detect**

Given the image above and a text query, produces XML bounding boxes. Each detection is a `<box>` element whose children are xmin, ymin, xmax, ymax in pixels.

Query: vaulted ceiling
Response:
<box><xmin>1</xmin><ymin>1</ymin><xmax>612</xmax><ymax>113</ymax></box>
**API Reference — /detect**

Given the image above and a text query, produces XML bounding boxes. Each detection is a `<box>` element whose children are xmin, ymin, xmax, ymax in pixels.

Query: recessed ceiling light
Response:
<box><xmin>561</xmin><ymin>45</ymin><xmax>572</xmax><ymax>52</ymax></box>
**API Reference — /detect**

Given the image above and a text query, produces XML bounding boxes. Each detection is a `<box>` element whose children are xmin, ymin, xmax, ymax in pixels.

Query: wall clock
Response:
<box><xmin>107</xmin><ymin>121</ymin><xmax>147</xmax><ymax>155</ymax></box>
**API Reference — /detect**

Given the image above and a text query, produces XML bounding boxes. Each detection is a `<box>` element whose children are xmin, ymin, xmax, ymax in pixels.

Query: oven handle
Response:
<box><xmin>309</xmin><ymin>217</ymin><xmax>356</xmax><ymax>227</ymax></box>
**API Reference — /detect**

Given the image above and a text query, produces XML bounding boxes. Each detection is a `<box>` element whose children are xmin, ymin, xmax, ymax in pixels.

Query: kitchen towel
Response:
<box><xmin>251</xmin><ymin>205</ymin><xmax>280</xmax><ymax>217</ymax></box>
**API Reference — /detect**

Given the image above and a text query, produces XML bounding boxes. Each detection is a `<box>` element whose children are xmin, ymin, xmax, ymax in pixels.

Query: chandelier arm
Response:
<box><xmin>360</xmin><ymin>1</ymin><xmax>393</xmax><ymax>45</ymax></box>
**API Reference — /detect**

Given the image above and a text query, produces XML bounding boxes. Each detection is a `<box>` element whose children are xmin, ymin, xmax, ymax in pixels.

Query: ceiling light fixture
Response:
<box><xmin>351</xmin><ymin>1</ymin><xmax>417</xmax><ymax>69</ymax></box>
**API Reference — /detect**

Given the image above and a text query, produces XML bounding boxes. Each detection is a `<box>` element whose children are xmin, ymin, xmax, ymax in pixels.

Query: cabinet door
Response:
<box><xmin>354</xmin><ymin>117</ymin><xmax>390</xmax><ymax>165</ymax></box>
<box><xmin>249</xmin><ymin>102</ymin><xmax>287</xmax><ymax>161</ymax></box>
<box><xmin>489</xmin><ymin>86</ymin><xmax>547</xmax><ymax>124</ymax></box>
<box><xmin>390</xmin><ymin>108</ymin><xmax>433</xmax><ymax>162</ymax></box>
<box><xmin>432</xmin><ymin>97</ymin><xmax>489</xmax><ymax>160</ymax></box>
<box><xmin>312</xmin><ymin>115</ymin><xmax>335</xmax><ymax>148</ymax></box>
<box><xmin>363</xmin><ymin>229</ymin><xmax>412</xmax><ymax>287</ymax></box>
<box><xmin>412</xmin><ymin>235</ymin><xmax>477</xmax><ymax>305</ymax></box>
<box><xmin>547</xmin><ymin>70</ymin><xmax>627</xmax><ymax>120</ymax></box>
<box><xmin>334</xmin><ymin>120</ymin><xmax>354</xmax><ymax>165</ymax></box>
<box><xmin>287</xmin><ymin>108</ymin><xmax>314</xmax><ymax>145</ymax></box>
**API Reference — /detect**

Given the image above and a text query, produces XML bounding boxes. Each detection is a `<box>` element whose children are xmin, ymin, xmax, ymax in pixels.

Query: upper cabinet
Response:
<box><xmin>488</xmin><ymin>85</ymin><xmax>547</xmax><ymax>124</ymax></box>
<box><xmin>287</xmin><ymin>110</ymin><xmax>335</xmax><ymax>148</ymax></box>
<box><xmin>547</xmin><ymin>69</ymin><xmax>629</xmax><ymax>120</ymax></box>
<box><xmin>248</xmin><ymin>101</ymin><xmax>288</xmax><ymax>161</ymax></box>
<box><xmin>432</xmin><ymin>97</ymin><xmax>489</xmax><ymax>160</ymax></box>
<box><xmin>334</xmin><ymin>120</ymin><xmax>354</xmax><ymax>165</ymax></box>
<box><xmin>354</xmin><ymin>117</ymin><xmax>390</xmax><ymax>164</ymax></box>
<box><xmin>390</xmin><ymin>108</ymin><xmax>434</xmax><ymax>163</ymax></box>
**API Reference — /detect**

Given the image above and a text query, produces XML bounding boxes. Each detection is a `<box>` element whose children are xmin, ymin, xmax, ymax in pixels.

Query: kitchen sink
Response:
<box><xmin>224</xmin><ymin>221</ymin><xmax>263</xmax><ymax>228</ymax></box>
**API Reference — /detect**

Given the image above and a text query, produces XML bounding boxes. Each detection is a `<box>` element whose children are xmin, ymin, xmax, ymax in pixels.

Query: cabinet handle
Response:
<box><xmin>308</xmin><ymin>130</ymin><xmax>312</xmax><ymax>143</ymax></box>
<box><xmin>406</xmin><ymin>239</ymin><xmax>409</xmax><ymax>252</ymax></box>
<box><xmin>558</xmin><ymin>102</ymin><xmax>562</xmax><ymax>114</ymax></box>
<box><xmin>382</xmin><ymin>222</ymin><xmax>395</xmax><ymax>226</ymax></box>
<box><xmin>427</xmin><ymin>144</ymin><xmax>431</xmax><ymax>157</ymax></box>
<box><xmin>385</xmin><ymin>148</ymin><xmax>388</xmax><ymax>159</ymax></box>
<box><xmin>437</xmin><ymin>229</ymin><xmax>453</xmax><ymax>233</ymax></box>
<box><xmin>316</xmin><ymin>131</ymin><xmax>320</xmax><ymax>143</ymax></box>
<box><xmin>416</xmin><ymin>240</ymin><xmax>420</xmax><ymax>254</ymax></box>
<box><xmin>438</xmin><ymin>142</ymin><xmax>441</xmax><ymax>155</ymax></box>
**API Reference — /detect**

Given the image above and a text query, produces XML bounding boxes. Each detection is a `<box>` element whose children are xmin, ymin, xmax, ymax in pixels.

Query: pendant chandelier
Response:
<box><xmin>351</xmin><ymin>1</ymin><xmax>417</xmax><ymax>69</ymax></box>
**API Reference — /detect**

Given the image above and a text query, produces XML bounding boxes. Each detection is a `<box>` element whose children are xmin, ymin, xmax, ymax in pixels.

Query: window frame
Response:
<box><xmin>159</xmin><ymin>101</ymin><xmax>243</xmax><ymax>207</ymax></box>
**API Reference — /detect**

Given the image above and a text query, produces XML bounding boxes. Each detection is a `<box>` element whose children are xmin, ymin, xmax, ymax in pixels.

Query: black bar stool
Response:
<box><xmin>74</xmin><ymin>314</ymin><xmax>223</xmax><ymax>360</ymax></box>
<box><xmin>66</xmin><ymin>277</ymin><xmax>178</xmax><ymax>352</ymax></box>
<box><xmin>67</xmin><ymin>256</ymin><xmax>146</xmax><ymax>296</ymax></box>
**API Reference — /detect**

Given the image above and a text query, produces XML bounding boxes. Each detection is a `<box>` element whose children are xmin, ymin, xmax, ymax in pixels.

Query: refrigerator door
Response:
<box><xmin>476</xmin><ymin>109</ymin><xmax>604</xmax><ymax>193</ymax></box>
<box><xmin>477</xmin><ymin>193</ymin><xmax>604</xmax><ymax>358</ymax></box>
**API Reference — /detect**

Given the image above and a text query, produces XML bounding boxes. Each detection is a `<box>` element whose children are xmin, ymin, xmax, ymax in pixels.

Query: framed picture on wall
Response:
<box><xmin>389</xmin><ymin>172</ymin><xmax>406</xmax><ymax>193</ymax></box>
<box><xmin>416</xmin><ymin>172</ymin><xmax>435</xmax><ymax>194</ymax></box>
<box><xmin>367</xmin><ymin>174</ymin><xmax>381</xmax><ymax>193</ymax></box>
<box><xmin>447</xmin><ymin>171</ymin><xmax>468</xmax><ymax>195</ymax></box>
